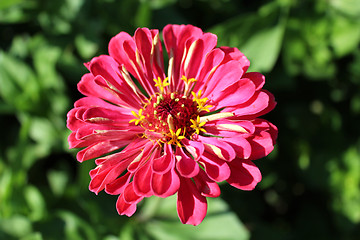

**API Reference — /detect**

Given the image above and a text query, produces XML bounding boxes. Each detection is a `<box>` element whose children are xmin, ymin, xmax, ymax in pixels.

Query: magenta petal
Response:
<box><xmin>220</xmin><ymin>46</ymin><xmax>250</xmax><ymax>72</ymax></box>
<box><xmin>203</xmin><ymin>60</ymin><xmax>244</xmax><ymax>97</ymax></box>
<box><xmin>89</xmin><ymin>160</ymin><xmax>128</xmax><ymax>195</ymax></box>
<box><xmin>227</xmin><ymin>159</ymin><xmax>262</xmax><ymax>190</ymax></box>
<box><xmin>229</xmin><ymin>90</ymin><xmax>276</xmax><ymax>118</ymax></box>
<box><xmin>123</xmin><ymin>182</ymin><xmax>143</xmax><ymax>204</ymax></box>
<box><xmin>151</xmin><ymin>167</ymin><xmax>180</xmax><ymax>197</ymax></box>
<box><xmin>152</xmin><ymin>144</ymin><xmax>173</xmax><ymax>174</ymax></box>
<box><xmin>182</xmin><ymin>138</ymin><xmax>204</xmax><ymax>160</ymax></box>
<box><xmin>133</xmin><ymin>160</ymin><xmax>153</xmax><ymax>197</ymax></box>
<box><xmin>66</xmin><ymin>108</ymin><xmax>84</xmax><ymax>131</ymax></box>
<box><xmin>243</xmin><ymin>72</ymin><xmax>265</xmax><ymax>91</ymax></box>
<box><xmin>223</xmin><ymin>137</ymin><xmax>252</xmax><ymax>160</ymax></box>
<box><xmin>211</xmin><ymin>78</ymin><xmax>256</xmax><ymax>108</ymax></box>
<box><xmin>193</xmin><ymin>171</ymin><xmax>221</xmax><ymax>198</ymax></box>
<box><xmin>175</xmin><ymin>147</ymin><xmax>200</xmax><ymax>178</ymax></box>
<box><xmin>198</xmin><ymin>136</ymin><xmax>236</xmax><ymax>161</ymax></box>
<box><xmin>105</xmin><ymin>172</ymin><xmax>132</xmax><ymax>195</ymax></box>
<box><xmin>199</xmin><ymin>152</ymin><xmax>231</xmax><ymax>182</ymax></box>
<box><xmin>194</xmin><ymin>48</ymin><xmax>224</xmax><ymax>91</ymax></box>
<box><xmin>177</xmin><ymin>177</ymin><xmax>207</xmax><ymax>226</ymax></box>
<box><xmin>77</xmin><ymin>140</ymin><xmax>128</xmax><ymax>162</ymax></box>
<box><xmin>116</xmin><ymin>193</ymin><xmax>140</xmax><ymax>217</ymax></box>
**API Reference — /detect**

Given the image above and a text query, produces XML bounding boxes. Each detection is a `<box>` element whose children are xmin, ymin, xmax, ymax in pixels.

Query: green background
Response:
<box><xmin>1</xmin><ymin>0</ymin><xmax>360</xmax><ymax>239</ymax></box>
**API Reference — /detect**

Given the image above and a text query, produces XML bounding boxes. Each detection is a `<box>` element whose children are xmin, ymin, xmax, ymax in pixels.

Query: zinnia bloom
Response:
<box><xmin>67</xmin><ymin>24</ymin><xmax>277</xmax><ymax>225</ymax></box>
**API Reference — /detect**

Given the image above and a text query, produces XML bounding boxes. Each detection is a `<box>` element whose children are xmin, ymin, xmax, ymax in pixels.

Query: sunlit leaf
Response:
<box><xmin>142</xmin><ymin>195</ymin><xmax>250</xmax><ymax>240</ymax></box>
<box><xmin>24</xmin><ymin>185</ymin><xmax>46</xmax><ymax>221</ymax></box>
<box><xmin>0</xmin><ymin>215</ymin><xmax>32</xmax><ymax>238</ymax></box>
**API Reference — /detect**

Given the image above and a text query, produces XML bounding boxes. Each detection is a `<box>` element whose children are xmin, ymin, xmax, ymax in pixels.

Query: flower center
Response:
<box><xmin>130</xmin><ymin>76</ymin><xmax>210</xmax><ymax>145</ymax></box>
<box><xmin>143</xmin><ymin>92</ymin><xmax>198</xmax><ymax>137</ymax></box>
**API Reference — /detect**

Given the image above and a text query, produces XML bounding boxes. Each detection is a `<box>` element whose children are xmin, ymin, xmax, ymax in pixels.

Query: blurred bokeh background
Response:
<box><xmin>1</xmin><ymin>0</ymin><xmax>360</xmax><ymax>239</ymax></box>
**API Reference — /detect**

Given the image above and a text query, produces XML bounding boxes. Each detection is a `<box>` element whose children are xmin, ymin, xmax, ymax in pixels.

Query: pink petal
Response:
<box><xmin>193</xmin><ymin>171</ymin><xmax>221</xmax><ymax>198</ymax></box>
<box><xmin>199</xmin><ymin>152</ymin><xmax>231</xmax><ymax>182</ymax></box>
<box><xmin>227</xmin><ymin>90</ymin><xmax>276</xmax><ymax>118</ymax></box>
<box><xmin>66</xmin><ymin>108</ymin><xmax>84</xmax><ymax>131</ymax></box>
<box><xmin>89</xmin><ymin>158</ymin><xmax>130</xmax><ymax>194</ymax></box>
<box><xmin>123</xmin><ymin>182</ymin><xmax>144</xmax><ymax>204</ymax></box>
<box><xmin>247</xmin><ymin>119</ymin><xmax>278</xmax><ymax>160</ymax></box>
<box><xmin>219</xmin><ymin>46</ymin><xmax>250</xmax><ymax>72</ymax></box>
<box><xmin>82</xmin><ymin>107</ymin><xmax>133</xmax><ymax>125</ymax></box>
<box><xmin>133</xmin><ymin>159</ymin><xmax>154</xmax><ymax>197</ymax></box>
<box><xmin>210</xmin><ymin>78</ymin><xmax>256</xmax><ymax>108</ymax></box>
<box><xmin>105</xmin><ymin>172</ymin><xmax>132</xmax><ymax>195</ymax></box>
<box><xmin>89</xmin><ymin>55</ymin><xmax>144</xmax><ymax>108</ymax></box>
<box><xmin>76</xmin><ymin>139</ymin><xmax>129</xmax><ymax>162</ymax></box>
<box><xmin>197</xmin><ymin>136</ymin><xmax>236</xmax><ymax>161</ymax></box>
<box><xmin>74</xmin><ymin>96</ymin><xmax>123</xmax><ymax>110</ymax></box>
<box><xmin>222</xmin><ymin>137</ymin><xmax>252</xmax><ymax>160</ymax></box>
<box><xmin>152</xmin><ymin>144</ymin><xmax>173</xmax><ymax>174</ymax></box>
<box><xmin>243</xmin><ymin>72</ymin><xmax>265</xmax><ymax>91</ymax></box>
<box><xmin>194</xmin><ymin>48</ymin><xmax>225</xmax><ymax>92</ymax></box>
<box><xmin>151</xmin><ymin>167</ymin><xmax>180</xmax><ymax>197</ymax></box>
<box><xmin>175</xmin><ymin>147</ymin><xmax>200</xmax><ymax>178</ymax></box>
<box><xmin>227</xmin><ymin>159</ymin><xmax>262</xmax><ymax>190</ymax></box>
<box><xmin>163</xmin><ymin>24</ymin><xmax>203</xmax><ymax>91</ymax></box>
<box><xmin>202</xmin><ymin>60</ymin><xmax>244</xmax><ymax>98</ymax></box>
<box><xmin>116</xmin><ymin>192</ymin><xmax>141</xmax><ymax>217</ymax></box>
<box><xmin>177</xmin><ymin>177</ymin><xmax>207</xmax><ymax>226</ymax></box>
<box><xmin>182</xmin><ymin>138</ymin><xmax>204</xmax><ymax>160</ymax></box>
<box><xmin>77</xmin><ymin>73</ymin><xmax>112</xmax><ymax>100</ymax></box>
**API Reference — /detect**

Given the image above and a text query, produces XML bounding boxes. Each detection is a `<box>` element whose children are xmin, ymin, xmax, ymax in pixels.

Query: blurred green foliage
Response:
<box><xmin>1</xmin><ymin>0</ymin><xmax>360</xmax><ymax>239</ymax></box>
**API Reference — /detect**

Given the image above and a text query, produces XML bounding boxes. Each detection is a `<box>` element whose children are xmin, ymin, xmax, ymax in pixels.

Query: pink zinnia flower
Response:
<box><xmin>67</xmin><ymin>24</ymin><xmax>277</xmax><ymax>226</ymax></box>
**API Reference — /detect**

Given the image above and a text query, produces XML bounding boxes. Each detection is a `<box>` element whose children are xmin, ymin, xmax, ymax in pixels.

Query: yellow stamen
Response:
<box><xmin>154</xmin><ymin>77</ymin><xmax>169</xmax><ymax>93</ymax></box>
<box><xmin>182</xmin><ymin>76</ymin><xmax>197</xmax><ymax>96</ymax></box>
<box><xmin>191</xmin><ymin>90</ymin><xmax>213</xmax><ymax>112</ymax></box>
<box><xmin>167</xmin><ymin>128</ymin><xmax>185</xmax><ymax>147</ymax></box>
<box><xmin>190</xmin><ymin>115</ymin><xmax>207</xmax><ymax>135</ymax></box>
<box><xmin>129</xmin><ymin>109</ymin><xmax>145</xmax><ymax>125</ymax></box>
<box><xmin>181</xmin><ymin>76</ymin><xmax>197</xmax><ymax>85</ymax></box>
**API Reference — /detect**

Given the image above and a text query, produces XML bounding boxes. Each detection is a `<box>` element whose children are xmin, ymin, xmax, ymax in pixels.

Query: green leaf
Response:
<box><xmin>330</xmin><ymin>16</ymin><xmax>360</xmax><ymax>57</ymax></box>
<box><xmin>209</xmin><ymin>4</ymin><xmax>286</xmax><ymax>72</ymax></box>
<box><xmin>241</xmin><ymin>24</ymin><xmax>284</xmax><ymax>72</ymax></box>
<box><xmin>75</xmin><ymin>34</ymin><xmax>99</xmax><ymax>60</ymax></box>
<box><xmin>0</xmin><ymin>215</ymin><xmax>33</xmax><ymax>238</ymax></box>
<box><xmin>24</xmin><ymin>185</ymin><xmax>46</xmax><ymax>221</ymax></box>
<box><xmin>20</xmin><ymin>232</ymin><xmax>43</xmax><ymax>240</ymax></box>
<box><xmin>142</xmin><ymin>195</ymin><xmax>250</xmax><ymax>240</ymax></box>
<box><xmin>0</xmin><ymin>0</ymin><xmax>24</xmax><ymax>10</ymax></box>
<box><xmin>330</xmin><ymin>0</ymin><xmax>360</xmax><ymax>18</ymax></box>
<box><xmin>328</xmin><ymin>146</ymin><xmax>360</xmax><ymax>224</ymax></box>
<box><xmin>0</xmin><ymin>51</ymin><xmax>41</xmax><ymax>112</ymax></box>
<box><xmin>57</xmin><ymin>211</ymin><xmax>98</xmax><ymax>240</ymax></box>
<box><xmin>47</xmin><ymin>170</ymin><xmax>69</xmax><ymax>196</ymax></box>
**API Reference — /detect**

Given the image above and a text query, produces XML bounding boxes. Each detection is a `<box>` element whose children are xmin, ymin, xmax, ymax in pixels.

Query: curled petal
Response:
<box><xmin>105</xmin><ymin>172</ymin><xmax>132</xmax><ymax>195</ymax></box>
<box><xmin>151</xmin><ymin>167</ymin><xmax>180</xmax><ymax>197</ymax></box>
<box><xmin>227</xmin><ymin>90</ymin><xmax>276</xmax><ymax>119</ymax></box>
<box><xmin>182</xmin><ymin>138</ymin><xmax>204</xmax><ymax>160</ymax></box>
<box><xmin>193</xmin><ymin>171</ymin><xmax>221</xmax><ymax>198</ymax></box>
<box><xmin>175</xmin><ymin>147</ymin><xmax>200</xmax><ymax>178</ymax></box>
<box><xmin>197</xmin><ymin>136</ymin><xmax>236</xmax><ymax>161</ymax></box>
<box><xmin>123</xmin><ymin>182</ymin><xmax>144</xmax><ymax>204</ymax></box>
<box><xmin>116</xmin><ymin>190</ymin><xmax>142</xmax><ymax>217</ymax></box>
<box><xmin>152</xmin><ymin>144</ymin><xmax>173</xmax><ymax>174</ymax></box>
<box><xmin>247</xmin><ymin>119</ymin><xmax>278</xmax><ymax>160</ymax></box>
<box><xmin>242</xmin><ymin>72</ymin><xmax>265</xmax><ymax>91</ymax></box>
<box><xmin>177</xmin><ymin>177</ymin><xmax>207</xmax><ymax>226</ymax></box>
<box><xmin>199</xmin><ymin>152</ymin><xmax>231</xmax><ymax>182</ymax></box>
<box><xmin>227</xmin><ymin>159</ymin><xmax>262</xmax><ymax>190</ymax></box>
<box><xmin>133</xmin><ymin>159</ymin><xmax>153</xmax><ymax>197</ymax></box>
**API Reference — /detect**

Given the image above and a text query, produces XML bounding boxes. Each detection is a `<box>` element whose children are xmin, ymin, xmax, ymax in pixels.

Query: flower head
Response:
<box><xmin>67</xmin><ymin>24</ymin><xmax>278</xmax><ymax>225</ymax></box>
